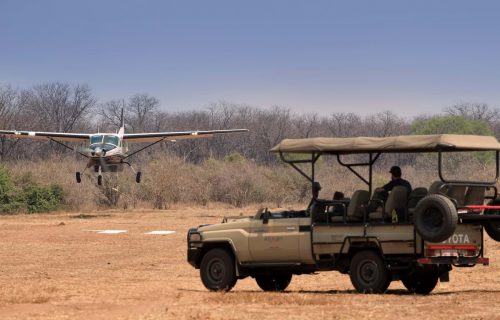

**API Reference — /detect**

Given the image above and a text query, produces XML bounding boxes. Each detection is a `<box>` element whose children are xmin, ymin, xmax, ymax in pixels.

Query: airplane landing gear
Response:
<box><xmin>97</xmin><ymin>166</ymin><xmax>103</xmax><ymax>186</ymax></box>
<box><xmin>122</xmin><ymin>161</ymin><xmax>141</xmax><ymax>183</ymax></box>
<box><xmin>76</xmin><ymin>172</ymin><xmax>81</xmax><ymax>183</ymax></box>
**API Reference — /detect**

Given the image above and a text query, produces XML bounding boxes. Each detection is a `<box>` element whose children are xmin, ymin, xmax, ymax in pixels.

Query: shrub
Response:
<box><xmin>25</xmin><ymin>184</ymin><xmax>64</xmax><ymax>213</ymax></box>
<box><xmin>0</xmin><ymin>166</ymin><xmax>64</xmax><ymax>214</ymax></box>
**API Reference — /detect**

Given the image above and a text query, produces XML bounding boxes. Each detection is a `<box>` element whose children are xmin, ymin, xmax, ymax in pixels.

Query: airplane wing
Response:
<box><xmin>123</xmin><ymin>129</ymin><xmax>248</xmax><ymax>143</ymax></box>
<box><xmin>0</xmin><ymin>130</ymin><xmax>90</xmax><ymax>143</ymax></box>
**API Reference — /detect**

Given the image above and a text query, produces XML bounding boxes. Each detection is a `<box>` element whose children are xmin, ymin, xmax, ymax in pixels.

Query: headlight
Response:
<box><xmin>189</xmin><ymin>232</ymin><xmax>202</xmax><ymax>242</ymax></box>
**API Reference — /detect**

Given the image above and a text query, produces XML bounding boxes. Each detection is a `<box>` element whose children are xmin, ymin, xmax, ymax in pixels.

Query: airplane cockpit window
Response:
<box><xmin>90</xmin><ymin>135</ymin><xmax>103</xmax><ymax>145</ymax></box>
<box><xmin>103</xmin><ymin>135</ymin><xmax>119</xmax><ymax>146</ymax></box>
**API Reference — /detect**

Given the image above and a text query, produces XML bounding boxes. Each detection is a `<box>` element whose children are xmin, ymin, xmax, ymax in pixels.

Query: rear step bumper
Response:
<box><xmin>418</xmin><ymin>256</ymin><xmax>489</xmax><ymax>266</ymax></box>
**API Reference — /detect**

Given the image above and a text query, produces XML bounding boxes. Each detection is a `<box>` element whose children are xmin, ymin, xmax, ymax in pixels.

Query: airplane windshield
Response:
<box><xmin>103</xmin><ymin>135</ymin><xmax>119</xmax><ymax>146</ymax></box>
<box><xmin>90</xmin><ymin>135</ymin><xmax>103</xmax><ymax>145</ymax></box>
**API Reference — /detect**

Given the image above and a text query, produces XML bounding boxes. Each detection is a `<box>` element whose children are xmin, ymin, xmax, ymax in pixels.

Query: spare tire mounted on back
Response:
<box><xmin>414</xmin><ymin>194</ymin><xmax>458</xmax><ymax>243</ymax></box>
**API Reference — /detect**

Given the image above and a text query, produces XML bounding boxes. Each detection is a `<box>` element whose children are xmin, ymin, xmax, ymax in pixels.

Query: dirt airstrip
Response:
<box><xmin>1</xmin><ymin>208</ymin><xmax>500</xmax><ymax>319</ymax></box>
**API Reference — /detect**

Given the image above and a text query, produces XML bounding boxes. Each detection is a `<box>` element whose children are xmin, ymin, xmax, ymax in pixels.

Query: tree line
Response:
<box><xmin>1</xmin><ymin>82</ymin><xmax>499</xmax><ymax>165</ymax></box>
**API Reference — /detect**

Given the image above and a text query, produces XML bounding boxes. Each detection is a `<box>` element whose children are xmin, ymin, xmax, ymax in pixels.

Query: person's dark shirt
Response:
<box><xmin>383</xmin><ymin>178</ymin><xmax>412</xmax><ymax>194</ymax></box>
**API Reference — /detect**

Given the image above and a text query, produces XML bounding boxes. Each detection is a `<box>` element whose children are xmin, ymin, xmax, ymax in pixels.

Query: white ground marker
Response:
<box><xmin>97</xmin><ymin>230</ymin><xmax>128</xmax><ymax>234</ymax></box>
<box><xmin>144</xmin><ymin>230</ymin><xmax>176</xmax><ymax>235</ymax></box>
<box><xmin>82</xmin><ymin>229</ymin><xmax>129</xmax><ymax>234</ymax></box>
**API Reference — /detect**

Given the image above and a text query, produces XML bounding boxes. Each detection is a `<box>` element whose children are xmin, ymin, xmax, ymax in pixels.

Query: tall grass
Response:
<box><xmin>1</xmin><ymin>151</ymin><xmax>497</xmax><ymax>213</ymax></box>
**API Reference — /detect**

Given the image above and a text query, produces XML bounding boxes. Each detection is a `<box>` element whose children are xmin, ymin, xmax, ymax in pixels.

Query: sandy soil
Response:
<box><xmin>1</xmin><ymin>208</ymin><xmax>500</xmax><ymax>320</ymax></box>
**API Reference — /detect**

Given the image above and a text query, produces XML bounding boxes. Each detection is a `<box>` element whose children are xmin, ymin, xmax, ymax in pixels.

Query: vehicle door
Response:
<box><xmin>249</xmin><ymin>214</ymin><xmax>300</xmax><ymax>263</ymax></box>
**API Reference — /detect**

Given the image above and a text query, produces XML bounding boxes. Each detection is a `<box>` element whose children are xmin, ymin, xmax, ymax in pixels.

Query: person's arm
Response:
<box><xmin>382</xmin><ymin>180</ymin><xmax>395</xmax><ymax>192</ymax></box>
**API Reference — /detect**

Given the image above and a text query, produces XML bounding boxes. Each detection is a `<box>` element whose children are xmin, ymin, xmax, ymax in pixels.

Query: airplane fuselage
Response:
<box><xmin>87</xmin><ymin>133</ymin><xmax>128</xmax><ymax>172</ymax></box>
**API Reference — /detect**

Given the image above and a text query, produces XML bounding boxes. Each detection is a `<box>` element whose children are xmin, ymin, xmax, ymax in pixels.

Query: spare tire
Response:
<box><xmin>484</xmin><ymin>199</ymin><xmax>500</xmax><ymax>241</ymax></box>
<box><xmin>414</xmin><ymin>195</ymin><xmax>457</xmax><ymax>243</ymax></box>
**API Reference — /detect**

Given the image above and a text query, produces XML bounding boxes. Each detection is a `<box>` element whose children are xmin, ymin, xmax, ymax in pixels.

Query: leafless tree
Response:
<box><xmin>444</xmin><ymin>103</ymin><xmax>500</xmax><ymax>123</ymax></box>
<box><xmin>126</xmin><ymin>93</ymin><xmax>159</xmax><ymax>133</ymax></box>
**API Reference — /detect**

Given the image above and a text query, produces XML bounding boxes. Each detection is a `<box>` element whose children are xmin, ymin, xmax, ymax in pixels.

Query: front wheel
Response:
<box><xmin>402</xmin><ymin>271</ymin><xmax>439</xmax><ymax>294</ymax></box>
<box><xmin>200</xmin><ymin>249</ymin><xmax>237</xmax><ymax>292</ymax></box>
<box><xmin>255</xmin><ymin>273</ymin><xmax>292</xmax><ymax>292</ymax></box>
<box><xmin>349</xmin><ymin>250</ymin><xmax>390</xmax><ymax>293</ymax></box>
<box><xmin>76</xmin><ymin>172</ymin><xmax>81</xmax><ymax>183</ymax></box>
<box><xmin>136</xmin><ymin>172</ymin><xmax>141</xmax><ymax>183</ymax></box>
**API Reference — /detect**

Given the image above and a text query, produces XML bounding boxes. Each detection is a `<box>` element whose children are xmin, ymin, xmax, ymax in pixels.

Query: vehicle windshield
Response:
<box><xmin>90</xmin><ymin>135</ymin><xmax>103</xmax><ymax>145</ymax></box>
<box><xmin>103</xmin><ymin>135</ymin><xmax>119</xmax><ymax>146</ymax></box>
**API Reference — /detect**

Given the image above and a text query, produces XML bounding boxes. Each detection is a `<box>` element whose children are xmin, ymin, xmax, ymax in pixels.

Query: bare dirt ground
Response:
<box><xmin>1</xmin><ymin>208</ymin><xmax>500</xmax><ymax>320</ymax></box>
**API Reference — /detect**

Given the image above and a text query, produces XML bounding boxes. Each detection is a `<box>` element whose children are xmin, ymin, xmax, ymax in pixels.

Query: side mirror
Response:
<box><xmin>262</xmin><ymin>211</ymin><xmax>270</xmax><ymax>224</ymax></box>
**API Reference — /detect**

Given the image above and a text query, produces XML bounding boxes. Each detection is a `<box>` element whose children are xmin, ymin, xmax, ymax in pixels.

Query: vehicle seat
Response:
<box><xmin>464</xmin><ymin>186</ymin><xmax>486</xmax><ymax>205</ymax></box>
<box><xmin>446</xmin><ymin>185</ymin><xmax>467</xmax><ymax>206</ymax></box>
<box><xmin>429</xmin><ymin>181</ymin><xmax>445</xmax><ymax>194</ymax></box>
<box><xmin>310</xmin><ymin>201</ymin><xmax>328</xmax><ymax>224</ymax></box>
<box><xmin>370</xmin><ymin>186</ymin><xmax>408</xmax><ymax>221</ymax></box>
<box><xmin>407</xmin><ymin>187</ymin><xmax>428</xmax><ymax>216</ymax></box>
<box><xmin>331</xmin><ymin>190</ymin><xmax>369</xmax><ymax>222</ymax></box>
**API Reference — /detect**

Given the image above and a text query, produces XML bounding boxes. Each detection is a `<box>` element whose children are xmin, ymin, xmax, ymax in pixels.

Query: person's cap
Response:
<box><xmin>389</xmin><ymin>166</ymin><xmax>402</xmax><ymax>176</ymax></box>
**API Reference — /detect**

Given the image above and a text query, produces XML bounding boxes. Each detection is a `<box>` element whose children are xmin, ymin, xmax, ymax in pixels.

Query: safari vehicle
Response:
<box><xmin>187</xmin><ymin>134</ymin><xmax>500</xmax><ymax>294</ymax></box>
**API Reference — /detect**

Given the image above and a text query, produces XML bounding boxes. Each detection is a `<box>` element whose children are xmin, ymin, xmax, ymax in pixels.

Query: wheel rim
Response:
<box><xmin>357</xmin><ymin>259</ymin><xmax>379</xmax><ymax>285</ymax></box>
<box><xmin>207</xmin><ymin>258</ymin><xmax>225</xmax><ymax>284</ymax></box>
<box><xmin>422</xmin><ymin>208</ymin><xmax>443</xmax><ymax>233</ymax></box>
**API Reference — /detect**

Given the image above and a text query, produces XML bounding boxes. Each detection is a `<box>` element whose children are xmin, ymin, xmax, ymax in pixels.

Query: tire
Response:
<box><xmin>97</xmin><ymin>175</ymin><xmax>103</xmax><ymax>186</ymax></box>
<box><xmin>200</xmin><ymin>248</ymin><xmax>237</xmax><ymax>292</ymax></box>
<box><xmin>414</xmin><ymin>195</ymin><xmax>457</xmax><ymax>243</ymax></box>
<box><xmin>484</xmin><ymin>199</ymin><xmax>500</xmax><ymax>241</ymax></box>
<box><xmin>136</xmin><ymin>172</ymin><xmax>141</xmax><ymax>184</ymax></box>
<box><xmin>76</xmin><ymin>172</ymin><xmax>81</xmax><ymax>183</ymax></box>
<box><xmin>402</xmin><ymin>271</ymin><xmax>439</xmax><ymax>294</ymax></box>
<box><xmin>349</xmin><ymin>250</ymin><xmax>390</xmax><ymax>294</ymax></box>
<box><xmin>255</xmin><ymin>273</ymin><xmax>292</xmax><ymax>292</ymax></box>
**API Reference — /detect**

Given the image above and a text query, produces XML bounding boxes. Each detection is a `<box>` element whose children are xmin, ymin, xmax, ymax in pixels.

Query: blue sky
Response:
<box><xmin>1</xmin><ymin>0</ymin><xmax>499</xmax><ymax>116</ymax></box>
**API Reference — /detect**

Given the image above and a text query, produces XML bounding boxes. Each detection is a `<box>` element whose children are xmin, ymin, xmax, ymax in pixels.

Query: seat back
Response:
<box><xmin>446</xmin><ymin>185</ymin><xmax>467</xmax><ymax>206</ymax></box>
<box><xmin>464</xmin><ymin>186</ymin><xmax>486</xmax><ymax>205</ymax></box>
<box><xmin>384</xmin><ymin>186</ymin><xmax>408</xmax><ymax>214</ymax></box>
<box><xmin>407</xmin><ymin>187</ymin><xmax>428</xmax><ymax>208</ymax></box>
<box><xmin>347</xmin><ymin>190</ymin><xmax>370</xmax><ymax>219</ymax></box>
<box><xmin>429</xmin><ymin>181</ymin><xmax>445</xmax><ymax>194</ymax></box>
<box><xmin>310</xmin><ymin>201</ymin><xmax>328</xmax><ymax>223</ymax></box>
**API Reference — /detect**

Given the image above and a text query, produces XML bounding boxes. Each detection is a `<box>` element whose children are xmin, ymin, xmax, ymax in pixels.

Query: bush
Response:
<box><xmin>25</xmin><ymin>184</ymin><xmax>64</xmax><ymax>213</ymax></box>
<box><xmin>0</xmin><ymin>166</ymin><xmax>64</xmax><ymax>214</ymax></box>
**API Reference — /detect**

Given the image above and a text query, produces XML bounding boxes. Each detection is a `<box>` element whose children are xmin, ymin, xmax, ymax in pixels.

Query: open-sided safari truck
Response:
<box><xmin>187</xmin><ymin>134</ymin><xmax>500</xmax><ymax>294</ymax></box>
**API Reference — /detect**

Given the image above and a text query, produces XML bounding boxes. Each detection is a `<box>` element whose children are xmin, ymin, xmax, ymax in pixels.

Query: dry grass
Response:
<box><xmin>4</xmin><ymin>153</ymin><xmax>497</xmax><ymax>213</ymax></box>
<box><xmin>1</xmin><ymin>208</ymin><xmax>500</xmax><ymax>319</ymax></box>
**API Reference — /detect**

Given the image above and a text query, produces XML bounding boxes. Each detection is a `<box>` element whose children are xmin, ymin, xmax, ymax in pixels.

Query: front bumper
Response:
<box><xmin>187</xmin><ymin>228</ymin><xmax>202</xmax><ymax>268</ymax></box>
<box><xmin>187</xmin><ymin>246</ymin><xmax>202</xmax><ymax>268</ymax></box>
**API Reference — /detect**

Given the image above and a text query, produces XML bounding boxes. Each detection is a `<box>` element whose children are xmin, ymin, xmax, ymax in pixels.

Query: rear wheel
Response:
<box><xmin>255</xmin><ymin>273</ymin><xmax>292</xmax><ymax>292</ymax></box>
<box><xmin>200</xmin><ymin>249</ymin><xmax>237</xmax><ymax>292</ymax></box>
<box><xmin>97</xmin><ymin>175</ymin><xmax>102</xmax><ymax>186</ymax></box>
<box><xmin>484</xmin><ymin>200</ymin><xmax>500</xmax><ymax>241</ymax></box>
<box><xmin>76</xmin><ymin>172</ymin><xmax>81</xmax><ymax>183</ymax></box>
<box><xmin>136</xmin><ymin>172</ymin><xmax>142</xmax><ymax>183</ymax></box>
<box><xmin>414</xmin><ymin>195</ymin><xmax>457</xmax><ymax>242</ymax></box>
<box><xmin>402</xmin><ymin>271</ymin><xmax>439</xmax><ymax>294</ymax></box>
<box><xmin>349</xmin><ymin>250</ymin><xmax>390</xmax><ymax>293</ymax></box>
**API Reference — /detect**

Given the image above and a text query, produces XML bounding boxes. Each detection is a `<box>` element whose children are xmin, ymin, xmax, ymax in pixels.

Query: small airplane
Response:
<box><xmin>0</xmin><ymin>110</ymin><xmax>248</xmax><ymax>185</ymax></box>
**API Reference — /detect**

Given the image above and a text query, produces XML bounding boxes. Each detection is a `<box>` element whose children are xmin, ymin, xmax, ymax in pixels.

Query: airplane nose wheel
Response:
<box><xmin>97</xmin><ymin>175</ymin><xmax>103</xmax><ymax>186</ymax></box>
<box><xmin>136</xmin><ymin>172</ymin><xmax>141</xmax><ymax>183</ymax></box>
<box><xmin>76</xmin><ymin>172</ymin><xmax>81</xmax><ymax>183</ymax></box>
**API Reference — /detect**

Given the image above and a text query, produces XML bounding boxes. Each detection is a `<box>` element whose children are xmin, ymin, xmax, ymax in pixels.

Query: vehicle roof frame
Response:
<box><xmin>279</xmin><ymin>148</ymin><xmax>500</xmax><ymax>197</ymax></box>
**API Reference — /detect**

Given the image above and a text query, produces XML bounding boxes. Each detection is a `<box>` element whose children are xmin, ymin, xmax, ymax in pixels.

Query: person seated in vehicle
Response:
<box><xmin>371</xmin><ymin>166</ymin><xmax>412</xmax><ymax>221</ymax></box>
<box><xmin>374</xmin><ymin>166</ymin><xmax>412</xmax><ymax>198</ymax></box>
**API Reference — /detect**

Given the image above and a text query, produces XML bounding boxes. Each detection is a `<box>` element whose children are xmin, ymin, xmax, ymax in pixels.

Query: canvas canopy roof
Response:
<box><xmin>270</xmin><ymin>134</ymin><xmax>500</xmax><ymax>154</ymax></box>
